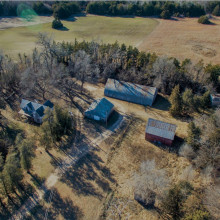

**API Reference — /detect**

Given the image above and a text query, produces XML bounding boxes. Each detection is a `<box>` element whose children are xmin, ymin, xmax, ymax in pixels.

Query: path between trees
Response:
<box><xmin>10</xmin><ymin>111</ymin><xmax>124</xmax><ymax>220</ymax></box>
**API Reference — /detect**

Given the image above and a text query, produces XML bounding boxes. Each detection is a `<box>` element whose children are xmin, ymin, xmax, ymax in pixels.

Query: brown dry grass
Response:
<box><xmin>138</xmin><ymin>17</ymin><xmax>220</xmax><ymax>64</ymax></box>
<box><xmin>3</xmin><ymin>82</ymin><xmax>203</xmax><ymax>219</ymax></box>
<box><xmin>29</xmin><ymin>82</ymin><xmax>196</xmax><ymax>219</ymax></box>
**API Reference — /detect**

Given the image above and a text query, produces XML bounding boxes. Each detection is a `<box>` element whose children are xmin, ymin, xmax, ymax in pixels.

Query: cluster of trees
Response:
<box><xmin>86</xmin><ymin>1</ymin><xmax>205</xmax><ymax>19</ymax></box>
<box><xmin>180</xmin><ymin>108</ymin><xmax>220</xmax><ymax>174</ymax></box>
<box><xmin>41</xmin><ymin>105</ymin><xmax>74</xmax><ymax>151</ymax></box>
<box><xmin>32</xmin><ymin>2</ymin><xmax>52</xmax><ymax>15</ymax></box>
<box><xmin>0</xmin><ymin>1</ymin><xmax>17</xmax><ymax>16</ymax></box>
<box><xmin>134</xmin><ymin>160</ymin><xmax>211</xmax><ymax>219</ymax></box>
<box><xmin>61</xmin><ymin>39</ymin><xmax>219</xmax><ymax>95</ymax></box>
<box><xmin>52</xmin><ymin>2</ymin><xmax>81</xmax><ymax>19</ymax></box>
<box><xmin>169</xmin><ymin>85</ymin><xmax>211</xmax><ymax>116</ymax></box>
<box><xmin>0</xmin><ymin>123</ymin><xmax>35</xmax><ymax>216</ymax></box>
<box><xmin>1</xmin><ymin>1</ymin><xmax>220</xmax><ymax>20</ymax></box>
<box><xmin>161</xmin><ymin>181</ymin><xmax>210</xmax><ymax>220</ymax></box>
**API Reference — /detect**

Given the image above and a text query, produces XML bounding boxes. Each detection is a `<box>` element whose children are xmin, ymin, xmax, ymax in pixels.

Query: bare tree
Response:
<box><xmin>204</xmin><ymin>185</ymin><xmax>220</xmax><ymax>219</ymax></box>
<box><xmin>72</xmin><ymin>50</ymin><xmax>91</xmax><ymax>92</ymax></box>
<box><xmin>106</xmin><ymin>197</ymin><xmax>133</xmax><ymax>220</ymax></box>
<box><xmin>133</xmin><ymin>160</ymin><xmax>170</xmax><ymax>207</ymax></box>
<box><xmin>151</xmin><ymin>56</ymin><xmax>177</xmax><ymax>94</ymax></box>
<box><xmin>179</xmin><ymin>144</ymin><xmax>196</xmax><ymax>161</ymax></box>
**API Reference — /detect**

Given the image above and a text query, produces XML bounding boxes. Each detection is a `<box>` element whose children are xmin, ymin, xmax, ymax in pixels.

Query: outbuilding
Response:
<box><xmin>210</xmin><ymin>94</ymin><xmax>220</xmax><ymax>106</ymax></box>
<box><xmin>104</xmin><ymin>78</ymin><xmax>157</xmax><ymax>106</ymax></box>
<box><xmin>145</xmin><ymin>118</ymin><xmax>177</xmax><ymax>146</ymax></box>
<box><xmin>84</xmin><ymin>98</ymin><xmax>114</xmax><ymax>122</ymax></box>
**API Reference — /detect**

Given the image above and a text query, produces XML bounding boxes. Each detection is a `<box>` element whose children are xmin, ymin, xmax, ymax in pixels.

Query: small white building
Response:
<box><xmin>210</xmin><ymin>94</ymin><xmax>220</xmax><ymax>106</ymax></box>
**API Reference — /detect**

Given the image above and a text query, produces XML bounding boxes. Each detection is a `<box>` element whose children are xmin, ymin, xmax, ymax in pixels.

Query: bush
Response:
<box><xmin>198</xmin><ymin>15</ymin><xmax>211</xmax><ymax>24</ymax></box>
<box><xmin>52</xmin><ymin>19</ymin><xmax>63</xmax><ymax>29</ymax></box>
<box><xmin>160</xmin><ymin>10</ymin><xmax>171</xmax><ymax>19</ymax></box>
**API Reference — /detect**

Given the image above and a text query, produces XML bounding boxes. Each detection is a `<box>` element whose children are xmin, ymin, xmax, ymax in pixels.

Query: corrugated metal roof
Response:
<box><xmin>145</xmin><ymin>118</ymin><xmax>177</xmax><ymax>140</ymax></box>
<box><xmin>85</xmin><ymin>98</ymin><xmax>114</xmax><ymax>120</ymax></box>
<box><xmin>104</xmin><ymin>78</ymin><xmax>157</xmax><ymax>106</ymax></box>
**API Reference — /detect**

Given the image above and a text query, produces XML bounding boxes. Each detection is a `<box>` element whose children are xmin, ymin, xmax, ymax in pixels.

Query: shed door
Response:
<box><xmin>94</xmin><ymin>115</ymin><xmax>100</xmax><ymax>121</ymax></box>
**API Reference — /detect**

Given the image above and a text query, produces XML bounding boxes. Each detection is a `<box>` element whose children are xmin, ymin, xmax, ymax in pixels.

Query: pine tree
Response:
<box><xmin>182</xmin><ymin>89</ymin><xmax>194</xmax><ymax>113</ymax></box>
<box><xmin>200</xmin><ymin>91</ymin><xmax>211</xmax><ymax>109</ymax></box>
<box><xmin>169</xmin><ymin>85</ymin><xmax>182</xmax><ymax>116</ymax></box>
<box><xmin>187</xmin><ymin>122</ymin><xmax>201</xmax><ymax>150</ymax></box>
<box><xmin>212</xmin><ymin>5</ymin><xmax>220</xmax><ymax>16</ymax></box>
<box><xmin>19</xmin><ymin>140</ymin><xmax>35</xmax><ymax>173</ymax></box>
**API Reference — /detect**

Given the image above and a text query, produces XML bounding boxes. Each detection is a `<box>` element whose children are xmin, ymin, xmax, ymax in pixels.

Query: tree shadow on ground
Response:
<box><xmin>43</xmin><ymin>188</ymin><xmax>83</xmax><ymax>220</ymax></box>
<box><xmin>152</xmin><ymin>94</ymin><xmax>171</xmax><ymax>111</ymax></box>
<box><xmin>58</xmin><ymin>26</ymin><xmax>69</xmax><ymax>31</ymax></box>
<box><xmin>60</xmin><ymin>149</ymin><xmax>116</xmax><ymax>198</ymax></box>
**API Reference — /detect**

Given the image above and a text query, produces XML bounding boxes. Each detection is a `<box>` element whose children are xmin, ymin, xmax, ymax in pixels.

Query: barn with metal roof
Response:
<box><xmin>84</xmin><ymin>98</ymin><xmax>114</xmax><ymax>122</ymax></box>
<box><xmin>104</xmin><ymin>78</ymin><xmax>157</xmax><ymax>106</ymax></box>
<box><xmin>145</xmin><ymin>118</ymin><xmax>177</xmax><ymax>146</ymax></box>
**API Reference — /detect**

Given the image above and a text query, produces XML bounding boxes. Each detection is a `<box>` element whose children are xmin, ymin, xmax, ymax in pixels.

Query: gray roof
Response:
<box><xmin>44</xmin><ymin>100</ymin><xmax>54</xmax><ymax>108</ymax></box>
<box><xmin>104</xmin><ymin>78</ymin><xmax>157</xmax><ymax>106</ymax></box>
<box><xmin>20</xmin><ymin>99</ymin><xmax>53</xmax><ymax>118</ymax></box>
<box><xmin>145</xmin><ymin>118</ymin><xmax>177</xmax><ymax>140</ymax></box>
<box><xmin>85</xmin><ymin>98</ymin><xmax>114</xmax><ymax>120</ymax></box>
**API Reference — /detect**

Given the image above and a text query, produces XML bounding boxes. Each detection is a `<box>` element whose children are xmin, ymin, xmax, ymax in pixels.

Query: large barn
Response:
<box><xmin>84</xmin><ymin>98</ymin><xmax>114</xmax><ymax>122</ymax></box>
<box><xmin>104</xmin><ymin>78</ymin><xmax>157</xmax><ymax>106</ymax></box>
<box><xmin>145</xmin><ymin>118</ymin><xmax>177</xmax><ymax>146</ymax></box>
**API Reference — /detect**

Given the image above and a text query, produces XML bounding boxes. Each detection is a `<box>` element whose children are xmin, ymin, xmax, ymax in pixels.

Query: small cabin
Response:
<box><xmin>84</xmin><ymin>98</ymin><xmax>114</xmax><ymax>122</ymax></box>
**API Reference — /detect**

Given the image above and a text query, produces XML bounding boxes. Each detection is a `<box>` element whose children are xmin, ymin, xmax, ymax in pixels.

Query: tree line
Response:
<box><xmin>1</xmin><ymin>1</ymin><xmax>220</xmax><ymax>19</ymax></box>
<box><xmin>86</xmin><ymin>1</ymin><xmax>206</xmax><ymax>19</ymax></box>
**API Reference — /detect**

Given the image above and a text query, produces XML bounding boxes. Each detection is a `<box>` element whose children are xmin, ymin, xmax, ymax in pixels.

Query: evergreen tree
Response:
<box><xmin>212</xmin><ymin>5</ymin><xmax>220</xmax><ymax>16</ymax></box>
<box><xmin>169</xmin><ymin>85</ymin><xmax>182</xmax><ymax>116</ymax></box>
<box><xmin>200</xmin><ymin>91</ymin><xmax>211</xmax><ymax>109</ymax></box>
<box><xmin>182</xmin><ymin>88</ymin><xmax>194</xmax><ymax>113</ymax></box>
<box><xmin>3</xmin><ymin>152</ymin><xmax>23</xmax><ymax>193</ymax></box>
<box><xmin>19</xmin><ymin>140</ymin><xmax>35</xmax><ymax>173</ymax></box>
<box><xmin>161</xmin><ymin>185</ymin><xmax>184</xmax><ymax>220</ymax></box>
<box><xmin>187</xmin><ymin>122</ymin><xmax>201</xmax><ymax>150</ymax></box>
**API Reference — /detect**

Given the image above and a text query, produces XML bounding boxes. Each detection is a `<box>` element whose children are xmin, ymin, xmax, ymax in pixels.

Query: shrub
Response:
<box><xmin>160</xmin><ymin>10</ymin><xmax>171</xmax><ymax>19</ymax></box>
<box><xmin>198</xmin><ymin>15</ymin><xmax>211</xmax><ymax>24</ymax></box>
<box><xmin>52</xmin><ymin>19</ymin><xmax>63</xmax><ymax>29</ymax></box>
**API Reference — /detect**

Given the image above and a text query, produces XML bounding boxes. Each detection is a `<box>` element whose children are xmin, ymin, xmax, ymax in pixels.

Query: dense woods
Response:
<box><xmin>86</xmin><ymin>1</ymin><xmax>205</xmax><ymax>18</ymax></box>
<box><xmin>1</xmin><ymin>1</ymin><xmax>220</xmax><ymax>19</ymax></box>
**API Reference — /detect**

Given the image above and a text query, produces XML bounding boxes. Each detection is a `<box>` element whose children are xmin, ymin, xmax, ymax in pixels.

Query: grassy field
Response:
<box><xmin>0</xmin><ymin>15</ymin><xmax>158</xmax><ymax>56</ymax></box>
<box><xmin>141</xmin><ymin>17</ymin><xmax>220</xmax><ymax>64</ymax></box>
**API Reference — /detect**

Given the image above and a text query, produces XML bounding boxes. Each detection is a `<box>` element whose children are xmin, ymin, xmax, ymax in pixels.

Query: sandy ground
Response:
<box><xmin>0</xmin><ymin>16</ymin><xmax>53</xmax><ymax>30</ymax></box>
<box><xmin>139</xmin><ymin>17</ymin><xmax>220</xmax><ymax>64</ymax></box>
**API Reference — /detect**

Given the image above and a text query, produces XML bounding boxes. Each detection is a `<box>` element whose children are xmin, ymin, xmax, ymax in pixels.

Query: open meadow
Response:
<box><xmin>1</xmin><ymin>15</ymin><xmax>220</xmax><ymax>64</ymax></box>
<box><xmin>0</xmin><ymin>15</ymin><xmax>158</xmax><ymax>56</ymax></box>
